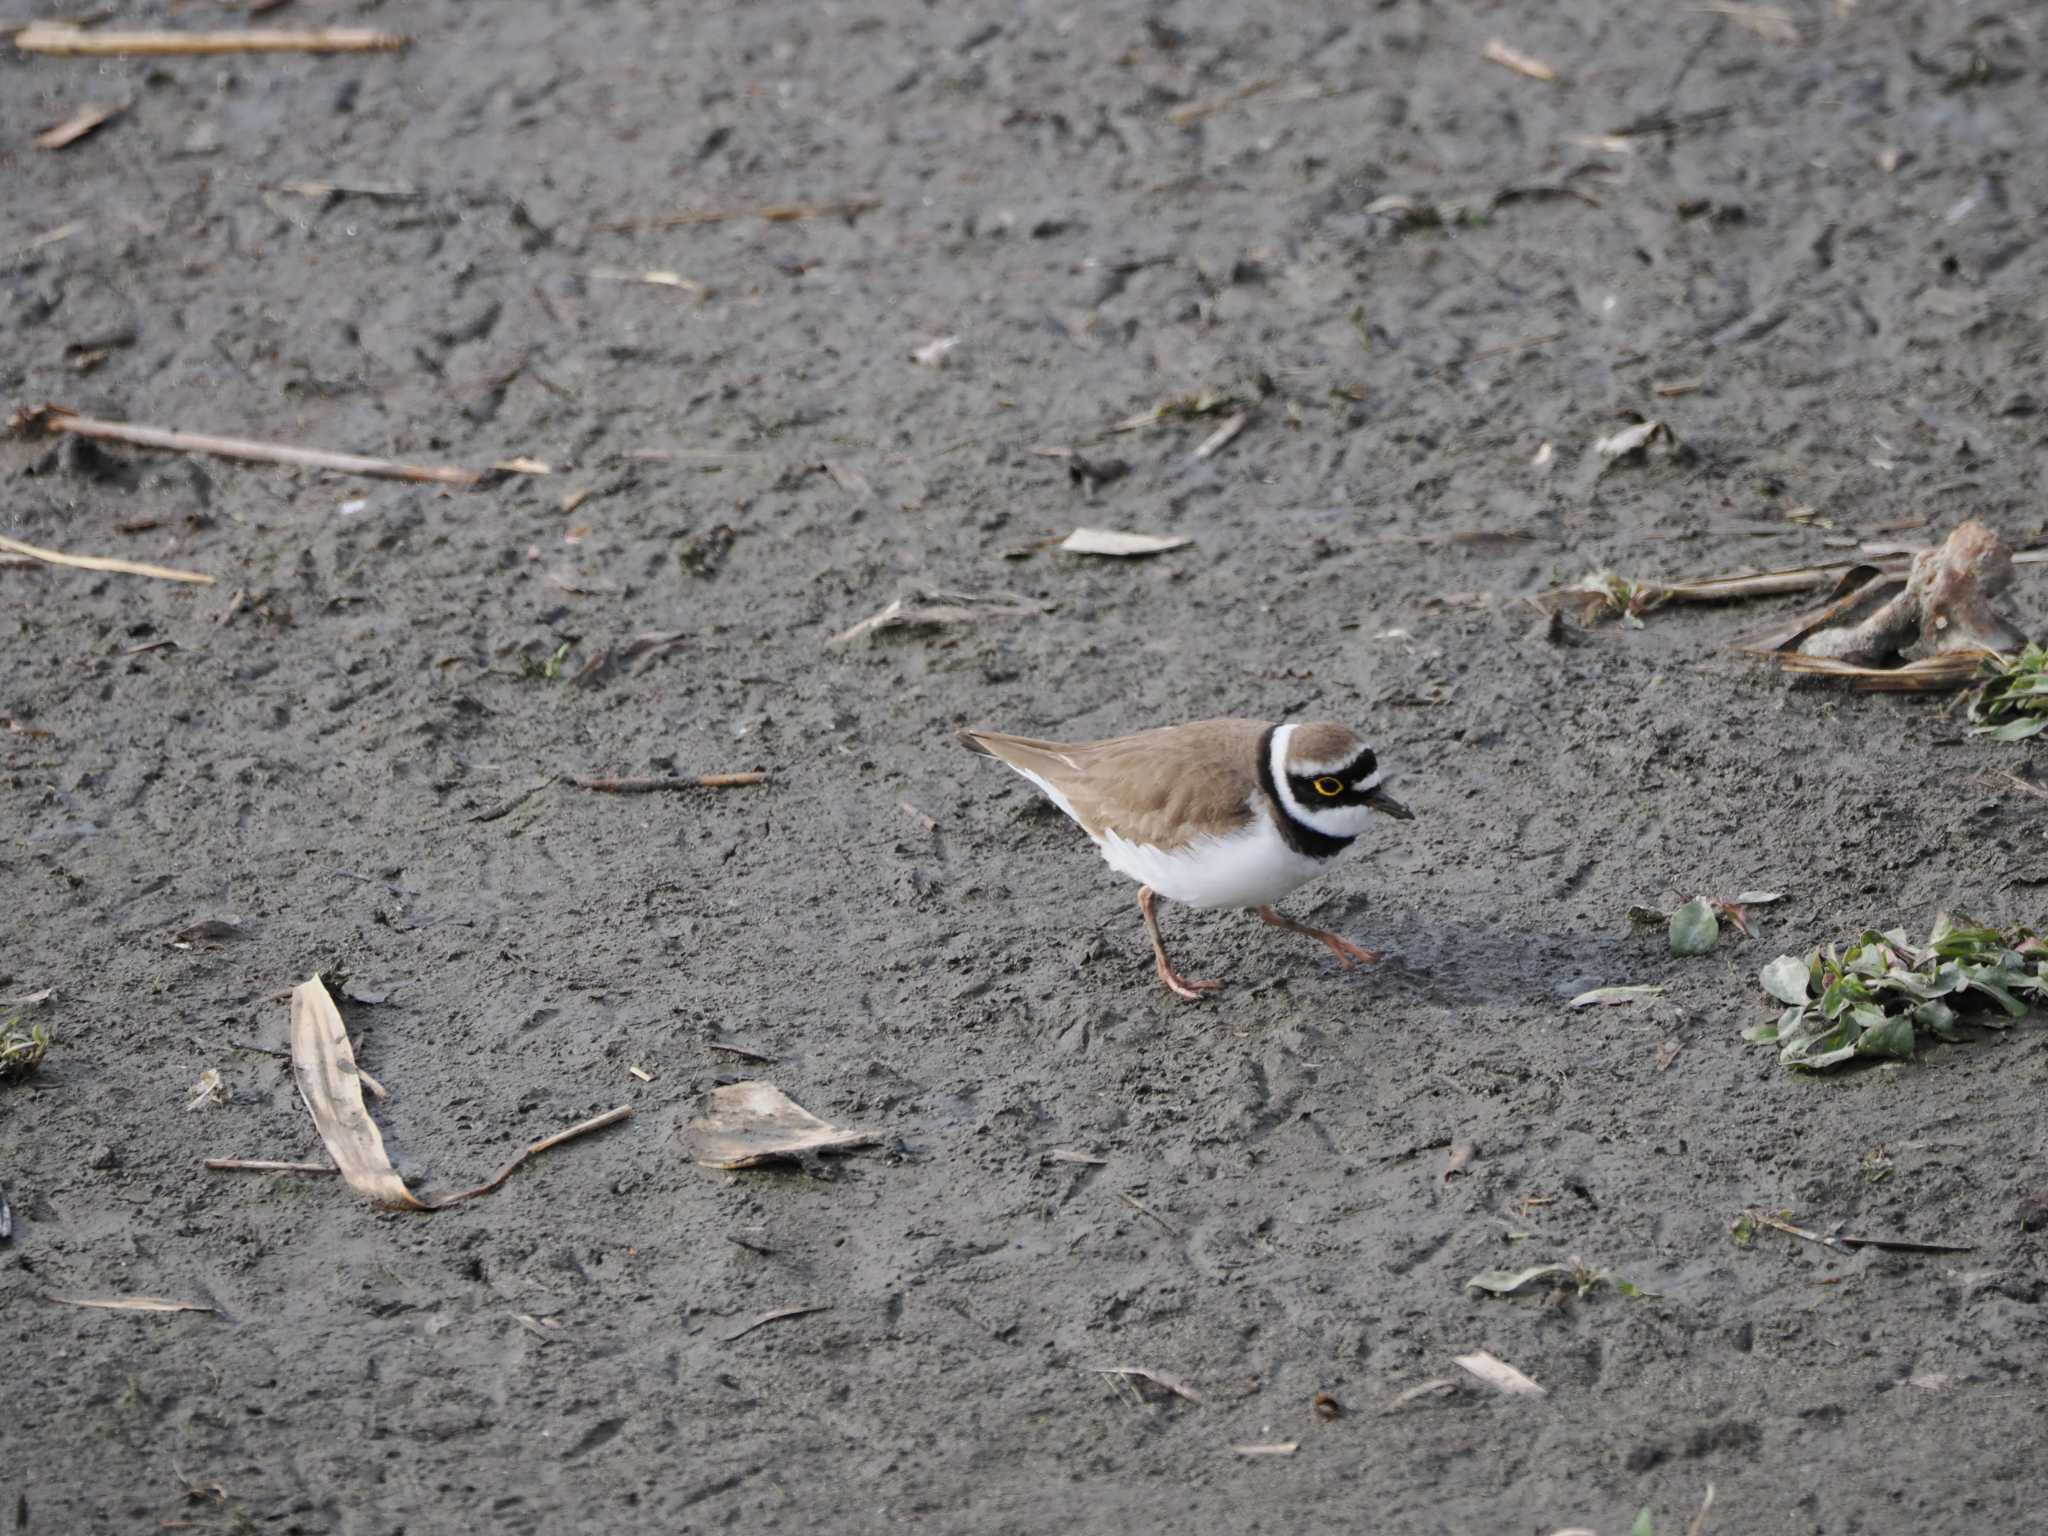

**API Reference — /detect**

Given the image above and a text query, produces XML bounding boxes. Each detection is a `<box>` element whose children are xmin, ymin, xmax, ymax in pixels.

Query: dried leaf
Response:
<box><xmin>1466</xmin><ymin>1264</ymin><xmax>1570</xmax><ymax>1295</ymax></box>
<box><xmin>1058</xmin><ymin>528</ymin><xmax>1192</xmax><ymax>558</ymax></box>
<box><xmin>1452</xmin><ymin>1350</ymin><xmax>1545</xmax><ymax>1396</ymax></box>
<box><xmin>288</xmin><ymin>974</ymin><xmax>629</xmax><ymax>1207</ymax></box>
<box><xmin>1734</xmin><ymin>891</ymin><xmax>1786</xmax><ymax>905</ymax></box>
<box><xmin>687</xmin><ymin>1081</ymin><xmax>879</xmax><ymax>1169</ymax></box>
<box><xmin>1594</xmin><ymin>419</ymin><xmax>1669</xmax><ymax>462</ymax></box>
<box><xmin>0</xmin><ymin>987</ymin><xmax>52</xmax><ymax>1008</ymax></box>
<box><xmin>291</xmin><ymin>976</ymin><xmax>427</xmax><ymax>1210</ymax></box>
<box><xmin>1568</xmin><ymin>985</ymin><xmax>1666</xmax><ymax>1009</ymax></box>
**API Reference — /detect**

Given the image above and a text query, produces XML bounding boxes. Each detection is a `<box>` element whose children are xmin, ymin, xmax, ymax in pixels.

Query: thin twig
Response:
<box><xmin>1686</xmin><ymin>1483</ymin><xmax>1717</xmax><ymax>1536</ymax></box>
<box><xmin>14</xmin><ymin>405</ymin><xmax>482</xmax><ymax>486</ymax></box>
<box><xmin>600</xmin><ymin>199</ymin><xmax>880</xmax><ymax>234</ymax></box>
<box><xmin>468</xmin><ymin>777</ymin><xmax>558</xmax><ymax>823</ymax></box>
<box><xmin>431</xmin><ymin>1106</ymin><xmax>634</xmax><ymax>1207</ymax></box>
<box><xmin>569</xmin><ymin>773</ymin><xmax>767</xmax><ymax>793</ymax></box>
<box><xmin>720</xmin><ymin>1303</ymin><xmax>831</xmax><ymax>1343</ymax></box>
<box><xmin>14</xmin><ymin>23</ymin><xmax>406</xmax><ymax>55</ymax></box>
<box><xmin>1117</xmin><ymin>1189</ymin><xmax>1182</xmax><ymax>1238</ymax></box>
<box><xmin>0</xmin><ymin>534</ymin><xmax>213</xmax><ymax>585</ymax></box>
<box><xmin>205</xmin><ymin>1158</ymin><xmax>337</xmax><ymax>1174</ymax></box>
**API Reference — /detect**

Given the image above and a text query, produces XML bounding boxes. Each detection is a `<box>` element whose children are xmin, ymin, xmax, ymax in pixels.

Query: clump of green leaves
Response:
<box><xmin>1970</xmin><ymin>645</ymin><xmax>2048</xmax><ymax>742</ymax></box>
<box><xmin>0</xmin><ymin>1017</ymin><xmax>51</xmax><ymax>1083</ymax></box>
<box><xmin>1747</xmin><ymin>915</ymin><xmax>2048</xmax><ymax>1070</ymax></box>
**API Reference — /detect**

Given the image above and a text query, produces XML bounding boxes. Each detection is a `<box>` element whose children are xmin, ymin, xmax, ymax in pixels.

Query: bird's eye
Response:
<box><xmin>1313</xmin><ymin>776</ymin><xmax>1344</xmax><ymax>798</ymax></box>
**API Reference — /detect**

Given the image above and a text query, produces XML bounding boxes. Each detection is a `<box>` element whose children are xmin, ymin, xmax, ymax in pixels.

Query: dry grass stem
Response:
<box><xmin>15</xmin><ymin>23</ymin><xmax>406</xmax><ymax>55</ymax></box>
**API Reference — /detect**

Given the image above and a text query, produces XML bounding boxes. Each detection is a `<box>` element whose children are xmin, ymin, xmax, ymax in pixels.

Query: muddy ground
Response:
<box><xmin>5</xmin><ymin>1</ymin><xmax>2047</xmax><ymax>1531</ymax></box>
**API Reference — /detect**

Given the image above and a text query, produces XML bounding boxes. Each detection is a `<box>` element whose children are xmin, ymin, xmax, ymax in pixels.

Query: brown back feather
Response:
<box><xmin>961</xmin><ymin>719</ymin><xmax>1269</xmax><ymax>850</ymax></box>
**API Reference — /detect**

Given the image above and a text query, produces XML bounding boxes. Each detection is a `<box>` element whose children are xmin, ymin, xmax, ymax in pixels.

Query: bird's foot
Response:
<box><xmin>1156</xmin><ymin>956</ymin><xmax>1221</xmax><ymax>1001</ymax></box>
<box><xmin>1256</xmin><ymin>905</ymin><xmax>1383</xmax><ymax>968</ymax></box>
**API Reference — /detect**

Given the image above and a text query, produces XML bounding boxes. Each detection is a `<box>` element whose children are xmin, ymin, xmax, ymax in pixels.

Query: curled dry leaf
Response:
<box><xmin>1059</xmin><ymin>528</ymin><xmax>1192</xmax><ymax>558</ymax></box>
<box><xmin>686</xmin><ymin>1080</ymin><xmax>879</xmax><ymax>1169</ymax></box>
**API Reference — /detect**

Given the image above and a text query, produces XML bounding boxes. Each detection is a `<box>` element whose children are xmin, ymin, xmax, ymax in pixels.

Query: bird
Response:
<box><xmin>959</xmin><ymin>718</ymin><xmax>1412</xmax><ymax>1000</ymax></box>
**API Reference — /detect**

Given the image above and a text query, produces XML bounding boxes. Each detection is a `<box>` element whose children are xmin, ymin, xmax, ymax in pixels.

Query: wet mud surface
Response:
<box><xmin>4</xmin><ymin>2</ymin><xmax>2047</xmax><ymax>1531</ymax></box>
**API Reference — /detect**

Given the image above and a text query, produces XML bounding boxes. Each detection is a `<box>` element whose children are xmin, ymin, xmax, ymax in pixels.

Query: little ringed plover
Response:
<box><xmin>960</xmin><ymin>717</ymin><xmax>1412</xmax><ymax>1000</ymax></box>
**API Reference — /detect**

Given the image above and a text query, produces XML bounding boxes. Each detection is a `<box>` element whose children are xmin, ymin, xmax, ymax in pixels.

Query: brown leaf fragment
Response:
<box><xmin>687</xmin><ymin>1081</ymin><xmax>879</xmax><ymax>1169</ymax></box>
<box><xmin>33</xmin><ymin>101</ymin><xmax>124</xmax><ymax>151</ymax></box>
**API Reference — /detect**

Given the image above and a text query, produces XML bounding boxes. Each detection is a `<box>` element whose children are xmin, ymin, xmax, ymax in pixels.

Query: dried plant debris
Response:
<box><xmin>278</xmin><ymin>974</ymin><xmax>630</xmax><ymax>1207</ymax></box>
<box><xmin>14</xmin><ymin>24</ymin><xmax>407</xmax><ymax>55</ymax></box>
<box><xmin>1747</xmin><ymin>520</ymin><xmax>2029</xmax><ymax>690</ymax></box>
<box><xmin>0</xmin><ymin>1018</ymin><xmax>51</xmax><ymax>1083</ymax></box>
<box><xmin>1058</xmin><ymin>528</ymin><xmax>1191</xmax><ymax>558</ymax></box>
<box><xmin>1466</xmin><ymin>1259</ymin><xmax>1643</xmax><ymax>1299</ymax></box>
<box><xmin>828</xmin><ymin>587</ymin><xmax>1046</xmax><ymax>648</ymax></box>
<box><xmin>686</xmin><ymin>1081</ymin><xmax>879</xmax><ymax>1169</ymax></box>
<box><xmin>1747</xmin><ymin>916</ymin><xmax>2048</xmax><ymax>1071</ymax></box>
<box><xmin>1568</xmin><ymin>985</ymin><xmax>1666</xmax><ymax>1009</ymax></box>
<box><xmin>1592</xmin><ymin>416</ymin><xmax>1678</xmax><ymax>471</ymax></box>
<box><xmin>1482</xmin><ymin>37</ymin><xmax>1558</xmax><ymax>81</ymax></box>
<box><xmin>1452</xmin><ymin>1350</ymin><xmax>1545</xmax><ymax>1397</ymax></box>
<box><xmin>45</xmin><ymin>1293</ymin><xmax>216</xmax><ymax>1314</ymax></box>
<box><xmin>1969</xmin><ymin>645</ymin><xmax>2048</xmax><ymax>742</ymax></box>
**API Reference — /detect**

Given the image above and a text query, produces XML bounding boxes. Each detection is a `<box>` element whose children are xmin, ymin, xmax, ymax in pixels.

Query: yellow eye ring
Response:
<box><xmin>1313</xmin><ymin>776</ymin><xmax>1344</xmax><ymax>798</ymax></box>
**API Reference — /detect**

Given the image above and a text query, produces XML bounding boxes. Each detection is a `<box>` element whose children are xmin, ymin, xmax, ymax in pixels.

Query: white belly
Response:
<box><xmin>1009</xmin><ymin>765</ymin><xmax>1338</xmax><ymax>909</ymax></box>
<box><xmin>1100</xmin><ymin>816</ymin><xmax>1332</xmax><ymax>909</ymax></box>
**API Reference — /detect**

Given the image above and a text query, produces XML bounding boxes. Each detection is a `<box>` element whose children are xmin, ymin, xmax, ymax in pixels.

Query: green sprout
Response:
<box><xmin>0</xmin><ymin>1017</ymin><xmax>51</xmax><ymax>1083</ymax></box>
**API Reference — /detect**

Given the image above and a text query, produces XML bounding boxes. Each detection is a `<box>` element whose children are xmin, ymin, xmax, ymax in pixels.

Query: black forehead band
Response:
<box><xmin>1300</xmin><ymin>748</ymin><xmax>1375</xmax><ymax>783</ymax></box>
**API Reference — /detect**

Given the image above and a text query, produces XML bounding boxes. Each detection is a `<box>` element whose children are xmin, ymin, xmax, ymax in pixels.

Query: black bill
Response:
<box><xmin>1364</xmin><ymin>785</ymin><xmax>1413</xmax><ymax>820</ymax></box>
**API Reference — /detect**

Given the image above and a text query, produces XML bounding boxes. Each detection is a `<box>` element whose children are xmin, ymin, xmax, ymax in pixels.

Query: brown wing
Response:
<box><xmin>961</xmin><ymin>719</ymin><xmax>1268</xmax><ymax>850</ymax></box>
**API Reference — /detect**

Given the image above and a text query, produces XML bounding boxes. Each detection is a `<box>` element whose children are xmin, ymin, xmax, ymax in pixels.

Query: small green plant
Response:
<box><xmin>1970</xmin><ymin>645</ymin><xmax>2048</xmax><ymax>742</ymax></box>
<box><xmin>0</xmin><ymin>1017</ymin><xmax>50</xmax><ymax>1083</ymax></box>
<box><xmin>1746</xmin><ymin>915</ymin><xmax>2048</xmax><ymax>1070</ymax></box>
<box><xmin>523</xmin><ymin>640</ymin><xmax>572</xmax><ymax>682</ymax></box>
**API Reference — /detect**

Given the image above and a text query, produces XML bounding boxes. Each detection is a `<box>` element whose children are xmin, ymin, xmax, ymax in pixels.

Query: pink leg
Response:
<box><xmin>1138</xmin><ymin>886</ymin><xmax>1220</xmax><ymax>1001</ymax></box>
<box><xmin>1256</xmin><ymin>905</ymin><xmax>1384</xmax><ymax>968</ymax></box>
